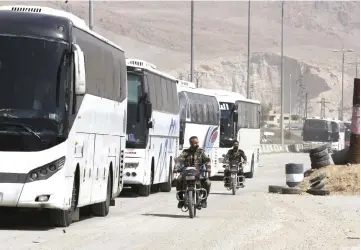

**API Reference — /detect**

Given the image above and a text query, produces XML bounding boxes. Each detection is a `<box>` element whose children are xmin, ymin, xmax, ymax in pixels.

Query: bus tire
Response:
<box><xmin>159</xmin><ymin>159</ymin><xmax>172</xmax><ymax>192</ymax></box>
<box><xmin>50</xmin><ymin>175</ymin><xmax>79</xmax><ymax>227</ymax></box>
<box><xmin>244</xmin><ymin>154</ymin><xmax>254</xmax><ymax>178</ymax></box>
<box><xmin>138</xmin><ymin>185</ymin><xmax>150</xmax><ymax>196</ymax></box>
<box><xmin>92</xmin><ymin>171</ymin><xmax>111</xmax><ymax>217</ymax></box>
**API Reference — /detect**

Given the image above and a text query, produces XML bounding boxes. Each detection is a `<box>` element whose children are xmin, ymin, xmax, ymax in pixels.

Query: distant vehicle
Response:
<box><xmin>302</xmin><ymin>117</ymin><xmax>347</xmax><ymax>152</ymax></box>
<box><xmin>123</xmin><ymin>59</ymin><xmax>179</xmax><ymax>197</ymax></box>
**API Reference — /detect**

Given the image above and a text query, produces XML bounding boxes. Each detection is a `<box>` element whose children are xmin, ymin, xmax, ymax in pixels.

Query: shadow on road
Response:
<box><xmin>142</xmin><ymin>213</ymin><xmax>188</xmax><ymax>219</ymax></box>
<box><xmin>210</xmin><ymin>175</ymin><xmax>224</xmax><ymax>182</ymax></box>
<box><xmin>0</xmin><ymin>208</ymin><xmax>54</xmax><ymax>231</ymax></box>
<box><xmin>0</xmin><ymin>207</ymin><xmax>99</xmax><ymax>231</ymax></box>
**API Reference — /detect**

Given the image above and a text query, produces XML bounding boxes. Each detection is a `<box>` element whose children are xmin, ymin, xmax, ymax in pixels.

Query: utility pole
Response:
<box><xmin>357</xmin><ymin>56</ymin><xmax>359</xmax><ymax>78</ymax></box>
<box><xmin>190</xmin><ymin>0</ymin><xmax>195</xmax><ymax>82</ymax></box>
<box><xmin>280</xmin><ymin>1</ymin><xmax>285</xmax><ymax>145</ymax></box>
<box><xmin>246</xmin><ymin>0</ymin><xmax>251</xmax><ymax>98</ymax></box>
<box><xmin>333</xmin><ymin>47</ymin><xmax>354</xmax><ymax>121</ymax></box>
<box><xmin>317</xmin><ymin>98</ymin><xmax>330</xmax><ymax>118</ymax></box>
<box><xmin>194</xmin><ymin>71</ymin><xmax>207</xmax><ymax>87</ymax></box>
<box><xmin>89</xmin><ymin>0</ymin><xmax>94</xmax><ymax>30</ymax></box>
<box><xmin>289</xmin><ymin>73</ymin><xmax>292</xmax><ymax>131</ymax></box>
<box><xmin>305</xmin><ymin>93</ymin><xmax>308</xmax><ymax>119</ymax></box>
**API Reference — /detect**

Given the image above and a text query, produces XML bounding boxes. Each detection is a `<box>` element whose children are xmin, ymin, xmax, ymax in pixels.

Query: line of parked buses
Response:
<box><xmin>0</xmin><ymin>6</ymin><xmax>261</xmax><ymax>227</ymax></box>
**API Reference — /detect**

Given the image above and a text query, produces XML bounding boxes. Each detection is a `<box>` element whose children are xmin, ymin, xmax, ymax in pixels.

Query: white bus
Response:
<box><xmin>234</xmin><ymin>98</ymin><xmax>261</xmax><ymax>178</ymax></box>
<box><xmin>0</xmin><ymin>6</ymin><xmax>127</xmax><ymax>227</ymax></box>
<box><xmin>176</xmin><ymin>80</ymin><xmax>220</xmax><ymax>177</ymax></box>
<box><xmin>123</xmin><ymin>59</ymin><xmax>179</xmax><ymax>197</ymax></box>
<box><xmin>200</xmin><ymin>89</ymin><xmax>260</xmax><ymax>178</ymax></box>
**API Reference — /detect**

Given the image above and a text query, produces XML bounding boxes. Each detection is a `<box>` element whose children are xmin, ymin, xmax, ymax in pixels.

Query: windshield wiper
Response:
<box><xmin>0</xmin><ymin>122</ymin><xmax>43</xmax><ymax>142</ymax></box>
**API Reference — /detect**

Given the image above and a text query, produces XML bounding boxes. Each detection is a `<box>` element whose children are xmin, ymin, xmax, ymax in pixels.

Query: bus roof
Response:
<box><xmin>192</xmin><ymin>88</ymin><xmax>260</xmax><ymax>105</ymax></box>
<box><xmin>176</xmin><ymin>82</ymin><xmax>218</xmax><ymax>98</ymax></box>
<box><xmin>0</xmin><ymin>5</ymin><xmax>124</xmax><ymax>52</ymax></box>
<box><xmin>126</xmin><ymin>58</ymin><xmax>177</xmax><ymax>81</ymax></box>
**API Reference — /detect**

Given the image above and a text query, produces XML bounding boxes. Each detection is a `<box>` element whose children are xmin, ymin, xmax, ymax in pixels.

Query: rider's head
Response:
<box><xmin>189</xmin><ymin>136</ymin><xmax>199</xmax><ymax>150</ymax></box>
<box><xmin>233</xmin><ymin>140</ymin><xmax>239</xmax><ymax>150</ymax></box>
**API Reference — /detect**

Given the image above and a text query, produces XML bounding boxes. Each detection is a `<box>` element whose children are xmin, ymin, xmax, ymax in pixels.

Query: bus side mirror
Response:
<box><xmin>72</xmin><ymin>44</ymin><xmax>86</xmax><ymax>95</ymax></box>
<box><xmin>146</xmin><ymin>120</ymin><xmax>153</xmax><ymax>129</ymax></box>
<box><xmin>233</xmin><ymin>110</ymin><xmax>238</xmax><ymax>122</ymax></box>
<box><xmin>222</xmin><ymin>154</ymin><xmax>226</xmax><ymax>157</ymax></box>
<box><xmin>145</xmin><ymin>102</ymin><xmax>152</xmax><ymax>119</ymax></box>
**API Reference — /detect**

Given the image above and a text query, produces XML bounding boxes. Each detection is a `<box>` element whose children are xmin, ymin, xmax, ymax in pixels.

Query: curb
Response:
<box><xmin>259</xmin><ymin>144</ymin><xmax>303</xmax><ymax>154</ymax></box>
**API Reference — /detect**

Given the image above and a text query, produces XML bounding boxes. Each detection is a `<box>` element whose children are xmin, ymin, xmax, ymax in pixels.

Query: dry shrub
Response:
<box><xmin>300</xmin><ymin>164</ymin><xmax>360</xmax><ymax>195</ymax></box>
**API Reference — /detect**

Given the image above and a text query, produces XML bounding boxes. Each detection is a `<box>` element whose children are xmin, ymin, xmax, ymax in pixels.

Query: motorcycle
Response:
<box><xmin>175</xmin><ymin>165</ymin><xmax>208</xmax><ymax>218</ymax></box>
<box><xmin>222</xmin><ymin>154</ymin><xmax>245</xmax><ymax>195</ymax></box>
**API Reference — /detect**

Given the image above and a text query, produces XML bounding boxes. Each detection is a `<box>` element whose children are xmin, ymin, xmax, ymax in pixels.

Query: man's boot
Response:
<box><xmin>202</xmin><ymin>199</ymin><xmax>207</xmax><ymax>208</ymax></box>
<box><xmin>178</xmin><ymin>201</ymin><xmax>184</xmax><ymax>208</ymax></box>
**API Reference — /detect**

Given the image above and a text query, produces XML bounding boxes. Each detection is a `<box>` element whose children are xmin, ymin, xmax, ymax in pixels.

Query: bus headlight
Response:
<box><xmin>26</xmin><ymin>156</ymin><xmax>66</xmax><ymax>183</ymax></box>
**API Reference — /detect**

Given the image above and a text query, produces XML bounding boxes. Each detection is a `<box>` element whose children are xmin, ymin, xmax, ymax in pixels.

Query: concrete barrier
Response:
<box><xmin>259</xmin><ymin>144</ymin><xmax>303</xmax><ymax>154</ymax></box>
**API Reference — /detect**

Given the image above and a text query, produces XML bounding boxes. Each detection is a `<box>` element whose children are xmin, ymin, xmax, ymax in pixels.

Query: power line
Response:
<box><xmin>317</xmin><ymin>98</ymin><xmax>330</xmax><ymax>118</ymax></box>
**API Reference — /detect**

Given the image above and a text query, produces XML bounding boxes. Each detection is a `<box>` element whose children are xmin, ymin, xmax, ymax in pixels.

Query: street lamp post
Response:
<box><xmin>333</xmin><ymin>47</ymin><xmax>354</xmax><ymax>120</ymax></box>
<box><xmin>246</xmin><ymin>0</ymin><xmax>251</xmax><ymax>98</ymax></box>
<box><xmin>280</xmin><ymin>1</ymin><xmax>284</xmax><ymax>145</ymax></box>
<box><xmin>89</xmin><ymin>0</ymin><xmax>94</xmax><ymax>30</ymax></box>
<box><xmin>289</xmin><ymin>73</ymin><xmax>292</xmax><ymax>131</ymax></box>
<box><xmin>190</xmin><ymin>0</ymin><xmax>194</xmax><ymax>83</ymax></box>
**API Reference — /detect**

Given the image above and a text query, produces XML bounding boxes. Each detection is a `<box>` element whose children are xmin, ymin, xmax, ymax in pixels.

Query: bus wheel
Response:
<box><xmin>159</xmin><ymin>160</ymin><xmax>172</xmax><ymax>192</ymax></box>
<box><xmin>138</xmin><ymin>184</ymin><xmax>150</xmax><ymax>197</ymax></box>
<box><xmin>92</xmin><ymin>172</ymin><xmax>111</xmax><ymax>217</ymax></box>
<box><xmin>50</xmin><ymin>177</ymin><xmax>78</xmax><ymax>227</ymax></box>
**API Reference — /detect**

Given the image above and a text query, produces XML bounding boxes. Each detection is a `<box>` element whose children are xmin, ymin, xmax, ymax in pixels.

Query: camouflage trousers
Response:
<box><xmin>176</xmin><ymin>174</ymin><xmax>211</xmax><ymax>201</ymax></box>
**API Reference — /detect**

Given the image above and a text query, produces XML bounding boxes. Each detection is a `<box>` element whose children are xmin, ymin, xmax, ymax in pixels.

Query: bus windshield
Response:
<box><xmin>0</xmin><ymin>35</ymin><xmax>69</xmax><ymax>151</ymax></box>
<box><xmin>0</xmin><ymin>35</ymin><xmax>68</xmax><ymax>117</ymax></box>
<box><xmin>220</xmin><ymin>102</ymin><xmax>235</xmax><ymax>147</ymax></box>
<box><xmin>126</xmin><ymin>72</ymin><xmax>146</xmax><ymax>148</ymax></box>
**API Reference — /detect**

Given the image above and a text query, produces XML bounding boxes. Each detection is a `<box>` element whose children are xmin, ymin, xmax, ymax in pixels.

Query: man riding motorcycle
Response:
<box><xmin>223</xmin><ymin>140</ymin><xmax>247</xmax><ymax>188</ymax></box>
<box><xmin>174</xmin><ymin>136</ymin><xmax>211</xmax><ymax>209</ymax></box>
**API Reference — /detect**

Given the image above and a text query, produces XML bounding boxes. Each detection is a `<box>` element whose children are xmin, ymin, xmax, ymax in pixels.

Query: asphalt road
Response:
<box><xmin>1</xmin><ymin>153</ymin><xmax>359</xmax><ymax>250</ymax></box>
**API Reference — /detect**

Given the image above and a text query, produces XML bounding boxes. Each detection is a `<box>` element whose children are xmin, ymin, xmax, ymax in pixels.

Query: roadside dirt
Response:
<box><xmin>300</xmin><ymin>164</ymin><xmax>360</xmax><ymax>195</ymax></box>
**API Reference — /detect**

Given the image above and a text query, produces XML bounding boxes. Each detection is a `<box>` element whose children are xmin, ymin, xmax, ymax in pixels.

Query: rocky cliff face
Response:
<box><xmin>170</xmin><ymin>52</ymin><xmax>355</xmax><ymax>118</ymax></box>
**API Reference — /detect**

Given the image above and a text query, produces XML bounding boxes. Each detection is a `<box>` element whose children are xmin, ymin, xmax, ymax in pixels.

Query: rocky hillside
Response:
<box><xmin>2</xmin><ymin>1</ymin><xmax>359</xmax><ymax>119</ymax></box>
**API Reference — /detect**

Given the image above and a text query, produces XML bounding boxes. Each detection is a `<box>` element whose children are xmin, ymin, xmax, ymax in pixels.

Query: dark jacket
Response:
<box><xmin>225</xmin><ymin>148</ymin><xmax>247</xmax><ymax>163</ymax></box>
<box><xmin>176</xmin><ymin>147</ymin><xmax>211</xmax><ymax>170</ymax></box>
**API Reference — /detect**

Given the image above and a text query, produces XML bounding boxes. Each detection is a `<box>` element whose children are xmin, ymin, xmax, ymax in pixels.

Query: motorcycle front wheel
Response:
<box><xmin>188</xmin><ymin>190</ymin><xmax>196</xmax><ymax>218</ymax></box>
<box><xmin>232</xmin><ymin>175</ymin><xmax>237</xmax><ymax>195</ymax></box>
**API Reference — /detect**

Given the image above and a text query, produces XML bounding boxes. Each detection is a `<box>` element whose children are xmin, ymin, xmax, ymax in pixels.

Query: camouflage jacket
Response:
<box><xmin>176</xmin><ymin>147</ymin><xmax>211</xmax><ymax>171</ymax></box>
<box><xmin>225</xmin><ymin>149</ymin><xmax>247</xmax><ymax>163</ymax></box>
